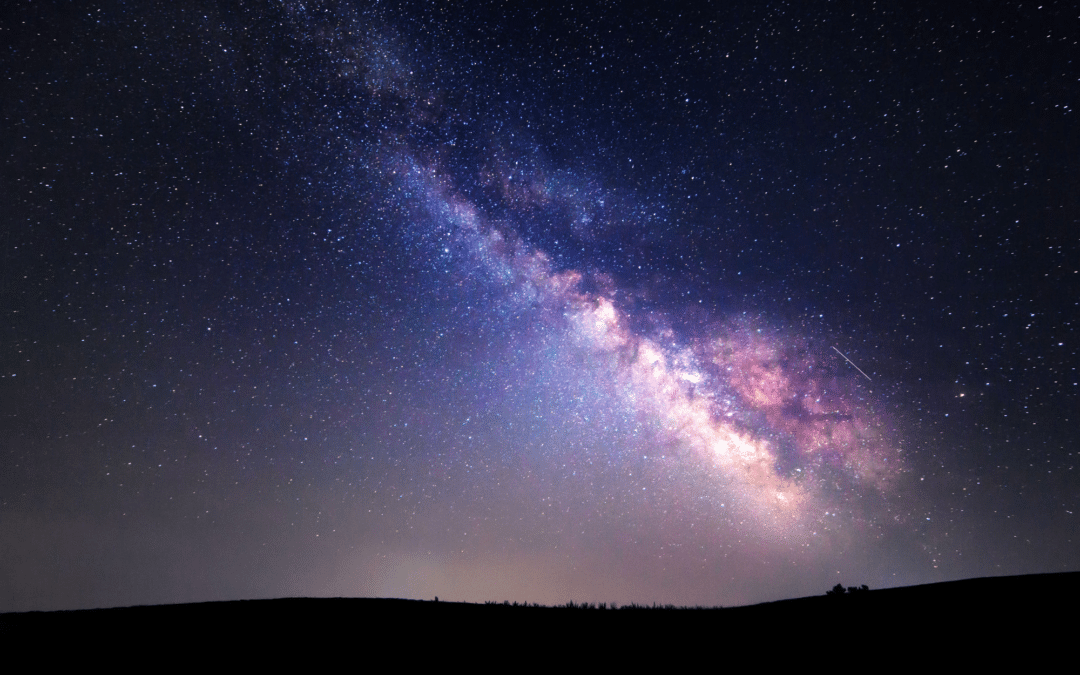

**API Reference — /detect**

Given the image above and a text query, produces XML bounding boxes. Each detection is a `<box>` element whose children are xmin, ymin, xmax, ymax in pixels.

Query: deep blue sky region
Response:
<box><xmin>2</xmin><ymin>0</ymin><xmax>1078</xmax><ymax>611</ymax></box>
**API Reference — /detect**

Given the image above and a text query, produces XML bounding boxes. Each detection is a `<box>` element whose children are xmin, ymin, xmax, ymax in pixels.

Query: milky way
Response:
<box><xmin>385</xmin><ymin>140</ymin><xmax>903</xmax><ymax>535</ymax></box>
<box><xmin>3</xmin><ymin>1</ymin><xmax>1077</xmax><ymax>611</ymax></box>
<box><xmin>317</xmin><ymin>7</ymin><xmax>912</xmax><ymax>535</ymax></box>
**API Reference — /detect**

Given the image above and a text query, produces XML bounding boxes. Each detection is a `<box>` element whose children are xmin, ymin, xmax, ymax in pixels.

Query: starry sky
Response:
<box><xmin>3</xmin><ymin>0</ymin><xmax>1078</xmax><ymax>612</ymax></box>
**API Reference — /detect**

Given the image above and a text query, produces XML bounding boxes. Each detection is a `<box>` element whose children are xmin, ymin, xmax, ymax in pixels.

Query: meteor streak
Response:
<box><xmin>832</xmin><ymin>346</ymin><xmax>872</xmax><ymax>381</ymax></box>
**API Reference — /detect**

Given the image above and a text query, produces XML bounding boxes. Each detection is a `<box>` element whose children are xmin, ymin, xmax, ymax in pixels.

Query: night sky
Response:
<box><xmin>3</xmin><ymin>0</ymin><xmax>1078</xmax><ymax>612</ymax></box>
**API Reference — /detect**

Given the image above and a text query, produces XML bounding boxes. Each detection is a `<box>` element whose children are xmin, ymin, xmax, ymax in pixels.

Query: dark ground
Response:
<box><xmin>3</xmin><ymin>571</ymin><xmax>1075</xmax><ymax>659</ymax></box>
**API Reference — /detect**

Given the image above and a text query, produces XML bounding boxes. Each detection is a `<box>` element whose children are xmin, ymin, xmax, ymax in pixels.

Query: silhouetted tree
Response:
<box><xmin>828</xmin><ymin>583</ymin><xmax>870</xmax><ymax>596</ymax></box>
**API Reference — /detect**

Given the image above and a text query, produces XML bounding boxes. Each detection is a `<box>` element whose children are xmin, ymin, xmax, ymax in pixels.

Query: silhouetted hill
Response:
<box><xmin>3</xmin><ymin>571</ymin><xmax>1076</xmax><ymax>659</ymax></box>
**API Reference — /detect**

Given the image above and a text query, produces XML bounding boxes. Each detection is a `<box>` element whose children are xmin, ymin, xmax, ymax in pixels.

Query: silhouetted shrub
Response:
<box><xmin>828</xmin><ymin>583</ymin><xmax>870</xmax><ymax>596</ymax></box>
